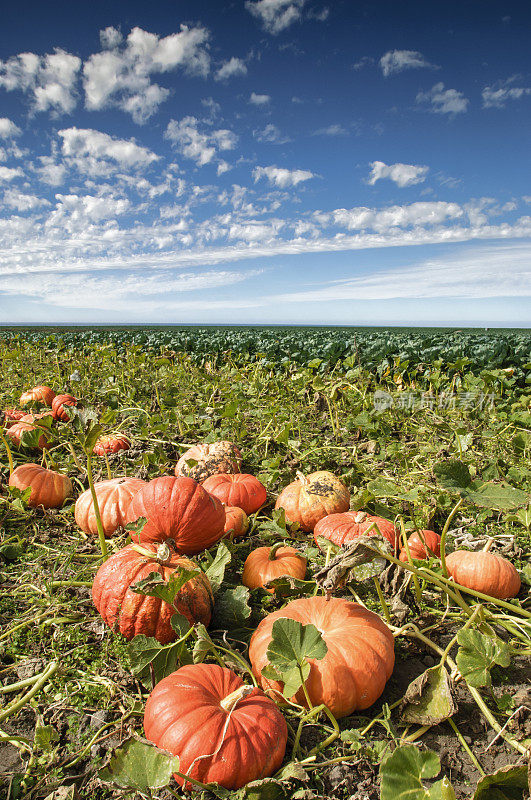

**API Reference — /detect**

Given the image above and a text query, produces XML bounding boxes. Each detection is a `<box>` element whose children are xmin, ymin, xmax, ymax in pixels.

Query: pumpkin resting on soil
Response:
<box><xmin>399</xmin><ymin>530</ymin><xmax>440</xmax><ymax>562</ymax></box>
<box><xmin>9</xmin><ymin>463</ymin><xmax>72</xmax><ymax>508</ymax></box>
<box><xmin>126</xmin><ymin>476</ymin><xmax>225</xmax><ymax>554</ymax></box>
<box><xmin>93</xmin><ymin>434</ymin><xmax>130</xmax><ymax>456</ymax></box>
<box><xmin>92</xmin><ymin>542</ymin><xmax>213</xmax><ymax>643</ymax></box>
<box><xmin>144</xmin><ymin>663</ymin><xmax>287</xmax><ymax>789</ymax></box>
<box><xmin>19</xmin><ymin>385</ymin><xmax>56</xmax><ymax>408</ymax></box>
<box><xmin>51</xmin><ymin>394</ymin><xmax>78</xmax><ymax>421</ymax></box>
<box><xmin>249</xmin><ymin>595</ymin><xmax>395</xmax><ymax>718</ymax></box>
<box><xmin>175</xmin><ymin>441</ymin><xmax>242</xmax><ymax>483</ymax></box>
<box><xmin>314</xmin><ymin>511</ymin><xmax>399</xmax><ymax>550</ymax></box>
<box><xmin>223</xmin><ymin>506</ymin><xmax>249</xmax><ymax>539</ymax></box>
<box><xmin>242</xmin><ymin>544</ymin><xmax>307</xmax><ymax>593</ymax></box>
<box><xmin>6</xmin><ymin>420</ymin><xmax>52</xmax><ymax>450</ymax></box>
<box><xmin>75</xmin><ymin>477</ymin><xmax>145</xmax><ymax>538</ymax></box>
<box><xmin>203</xmin><ymin>473</ymin><xmax>267</xmax><ymax>515</ymax></box>
<box><xmin>445</xmin><ymin>550</ymin><xmax>521</xmax><ymax>600</ymax></box>
<box><xmin>275</xmin><ymin>471</ymin><xmax>350</xmax><ymax>532</ymax></box>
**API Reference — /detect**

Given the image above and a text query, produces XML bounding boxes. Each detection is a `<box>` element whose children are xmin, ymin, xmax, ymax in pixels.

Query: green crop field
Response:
<box><xmin>0</xmin><ymin>327</ymin><xmax>529</xmax><ymax>800</ymax></box>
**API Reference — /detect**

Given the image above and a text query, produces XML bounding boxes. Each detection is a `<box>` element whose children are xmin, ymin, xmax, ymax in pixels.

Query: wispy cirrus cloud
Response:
<box><xmin>380</xmin><ymin>49</ymin><xmax>438</xmax><ymax>77</ymax></box>
<box><xmin>482</xmin><ymin>76</ymin><xmax>531</xmax><ymax>108</ymax></box>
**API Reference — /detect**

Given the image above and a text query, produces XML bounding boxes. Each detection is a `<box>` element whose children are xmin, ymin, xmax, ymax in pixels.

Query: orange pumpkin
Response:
<box><xmin>93</xmin><ymin>434</ymin><xmax>130</xmax><ymax>456</ymax></box>
<box><xmin>203</xmin><ymin>473</ymin><xmax>267</xmax><ymax>515</ymax></box>
<box><xmin>2</xmin><ymin>409</ymin><xmax>25</xmax><ymax>427</ymax></box>
<box><xmin>75</xmin><ymin>477</ymin><xmax>146</xmax><ymax>538</ymax></box>
<box><xmin>223</xmin><ymin>506</ymin><xmax>249</xmax><ymax>539</ymax></box>
<box><xmin>242</xmin><ymin>544</ymin><xmax>307</xmax><ymax>593</ymax></box>
<box><xmin>144</xmin><ymin>664</ymin><xmax>287</xmax><ymax>789</ymax></box>
<box><xmin>314</xmin><ymin>511</ymin><xmax>399</xmax><ymax>550</ymax></box>
<box><xmin>51</xmin><ymin>394</ymin><xmax>78</xmax><ymax>421</ymax></box>
<box><xmin>9</xmin><ymin>463</ymin><xmax>72</xmax><ymax>508</ymax></box>
<box><xmin>6</xmin><ymin>420</ymin><xmax>52</xmax><ymax>450</ymax></box>
<box><xmin>249</xmin><ymin>596</ymin><xmax>394</xmax><ymax>717</ymax></box>
<box><xmin>275</xmin><ymin>471</ymin><xmax>350</xmax><ymax>532</ymax></box>
<box><xmin>92</xmin><ymin>542</ymin><xmax>213</xmax><ymax>643</ymax></box>
<box><xmin>19</xmin><ymin>386</ymin><xmax>56</xmax><ymax>408</ymax></box>
<box><xmin>126</xmin><ymin>476</ymin><xmax>226</xmax><ymax>554</ymax></box>
<box><xmin>399</xmin><ymin>530</ymin><xmax>440</xmax><ymax>562</ymax></box>
<box><xmin>446</xmin><ymin>550</ymin><xmax>521</xmax><ymax>600</ymax></box>
<box><xmin>175</xmin><ymin>441</ymin><xmax>242</xmax><ymax>483</ymax></box>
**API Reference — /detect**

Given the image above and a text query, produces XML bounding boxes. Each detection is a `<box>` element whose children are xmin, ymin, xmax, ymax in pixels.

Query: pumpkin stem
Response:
<box><xmin>295</xmin><ymin>470</ymin><xmax>307</xmax><ymax>485</ymax></box>
<box><xmin>219</xmin><ymin>684</ymin><xmax>254</xmax><ymax>713</ymax></box>
<box><xmin>268</xmin><ymin>542</ymin><xmax>284</xmax><ymax>560</ymax></box>
<box><xmin>354</xmin><ymin>511</ymin><xmax>367</xmax><ymax>523</ymax></box>
<box><xmin>155</xmin><ymin>542</ymin><xmax>172</xmax><ymax>563</ymax></box>
<box><xmin>482</xmin><ymin>537</ymin><xmax>494</xmax><ymax>553</ymax></box>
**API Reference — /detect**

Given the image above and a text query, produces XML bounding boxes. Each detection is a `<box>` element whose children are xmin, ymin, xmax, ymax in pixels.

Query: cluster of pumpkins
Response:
<box><xmin>2</xmin><ymin>384</ymin><xmax>79</xmax><ymax>449</ymax></box>
<box><xmin>2</xmin><ymin>386</ymin><xmax>524</xmax><ymax>790</ymax></box>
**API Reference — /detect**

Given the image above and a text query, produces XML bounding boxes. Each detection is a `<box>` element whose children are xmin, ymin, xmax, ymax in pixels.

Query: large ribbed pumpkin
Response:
<box><xmin>249</xmin><ymin>596</ymin><xmax>394</xmax><ymax>718</ymax></box>
<box><xmin>314</xmin><ymin>511</ymin><xmax>399</xmax><ymax>550</ymax></box>
<box><xmin>175</xmin><ymin>441</ymin><xmax>242</xmax><ymax>483</ymax></box>
<box><xmin>6</xmin><ymin>420</ymin><xmax>52</xmax><ymax>450</ymax></box>
<box><xmin>445</xmin><ymin>550</ymin><xmax>521</xmax><ymax>600</ymax></box>
<box><xmin>144</xmin><ymin>664</ymin><xmax>287</xmax><ymax>789</ymax></box>
<box><xmin>9</xmin><ymin>463</ymin><xmax>73</xmax><ymax>508</ymax></box>
<box><xmin>126</xmin><ymin>476</ymin><xmax>225</xmax><ymax>554</ymax></box>
<box><xmin>275</xmin><ymin>471</ymin><xmax>350</xmax><ymax>532</ymax></box>
<box><xmin>93</xmin><ymin>434</ymin><xmax>130</xmax><ymax>456</ymax></box>
<box><xmin>51</xmin><ymin>394</ymin><xmax>78</xmax><ymax>421</ymax></box>
<box><xmin>203</xmin><ymin>473</ymin><xmax>267</xmax><ymax>515</ymax></box>
<box><xmin>20</xmin><ymin>386</ymin><xmax>56</xmax><ymax>407</ymax></box>
<box><xmin>399</xmin><ymin>530</ymin><xmax>440</xmax><ymax>562</ymax></box>
<box><xmin>92</xmin><ymin>542</ymin><xmax>213</xmax><ymax>643</ymax></box>
<box><xmin>242</xmin><ymin>545</ymin><xmax>307</xmax><ymax>593</ymax></box>
<box><xmin>75</xmin><ymin>477</ymin><xmax>145</xmax><ymax>538</ymax></box>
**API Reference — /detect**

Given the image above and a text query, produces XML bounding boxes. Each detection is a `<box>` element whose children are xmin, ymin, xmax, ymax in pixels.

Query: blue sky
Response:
<box><xmin>0</xmin><ymin>0</ymin><xmax>529</xmax><ymax>325</ymax></box>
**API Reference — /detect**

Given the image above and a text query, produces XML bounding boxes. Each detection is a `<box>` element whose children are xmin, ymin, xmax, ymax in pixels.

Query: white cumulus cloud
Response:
<box><xmin>249</xmin><ymin>92</ymin><xmax>271</xmax><ymax>105</ymax></box>
<box><xmin>253</xmin><ymin>165</ymin><xmax>315</xmax><ymax>187</ymax></box>
<box><xmin>368</xmin><ymin>161</ymin><xmax>429</xmax><ymax>187</ymax></box>
<box><xmin>83</xmin><ymin>25</ymin><xmax>210</xmax><ymax>123</ymax></box>
<box><xmin>245</xmin><ymin>0</ymin><xmax>306</xmax><ymax>35</ymax></box>
<box><xmin>0</xmin><ymin>118</ymin><xmax>22</xmax><ymax>138</ymax></box>
<box><xmin>0</xmin><ymin>49</ymin><xmax>81</xmax><ymax>114</ymax></box>
<box><xmin>58</xmin><ymin>128</ymin><xmax>159</xmax><ymax>176</ymax></box>
<box><xmin>417</xmin><ymin>82</ymin><xmax>469</xmax><ymax>115</ymax></box>
<box><xmin>215</xmin><ymin>57</ymin><xmax>248</xmax><ymax>81</ymax></box>
<box><xmin>165</xmin><ymin>116</ymin><xmax>238</xmax><ymax>167</ymax></box>
<box><xmin>380</xmin><ymin>50</ymin><xmax>437</xmax><ymax>77</ymax></box>
<box><xmin>0</xmin><ymin>166</ymin><xmax>24</xmax><ymax>182</ymax></box>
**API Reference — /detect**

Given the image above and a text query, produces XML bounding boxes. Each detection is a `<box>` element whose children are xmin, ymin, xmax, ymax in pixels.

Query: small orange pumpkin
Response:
<box><xmin>175</xmin><ymin>441</ymin><xmax>242</xmax><ymax>483</ymax></box>
<box><xmin>19</xmin><ymin>386</ymin><xmax>56</xmax><ymax>408</ymax></box>
<box><xmin>242</xmin><ymin>544</ymin><xmax>307</xmax><ymax>593</ymax></box>
<box><xmin>51</xmin><ymin>394</ymin><xmax>78</xmax><ymax>421</ymax></box>
<box><xmin>93</xmin><ymin>434</ymin><xmax>130</xmax><ymax>456</ymax></box>
<box><xmin>399</xmin><ymin>530</ymin><xmax>440</xmax><ymax>562</ymax></box>
<box><xmin>275</xmin><ymin>471</ymin><xmax>350</xmax><ymax>532</ymax></box>
<box><xmin>445</xmin><ymin>550</ymin><xmax>521</xmax><ymax>600</ymax></box>
<box><xmin>9</xmin><ymin>463</ymin><xmax>73</xmax><ymax>508</ymax></box>
<box><xmin>203</xmin><ymin>473</ymin><xmax>267</xmax><ymax>514</ymax></box>
<box><xmin>75</xmin><ymin>477</ymin><xmax>146</xmax><ymax>538</ymax></box>
<box><xmin>3</xmin><ymin>409</ymin><xmax>25</xmax><ymax>427</ymax></box>
<box><xmin>223</xmin><ymin>506</ymin><xmax>249</xmax><ymax>539</ymax></box>
<box><xmin>6</xmin><ymin>420</ymin><xmax>52</xmax><ymax>450</ymax></box>
<box><xmin>314</xmin><ymin>511</ymin><xmax>399</xmax><ymax>550</ymax></box>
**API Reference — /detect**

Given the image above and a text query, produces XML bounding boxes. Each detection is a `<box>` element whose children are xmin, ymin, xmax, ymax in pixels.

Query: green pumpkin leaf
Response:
<box><xmin>213</xmin><ymin>585</ymin><xmax>252</xmax><ymax>628</ymax></box>
<box><xmin>33</xmin><ymin>724</ymin><xmax>59</xmax><ymax>752</ymax></box>
<box><xmin>192</xmin><ymin>622</ymin><xmax>216</xmax><ymax>663</ymax></box>
<box><xmin>262</xmin><ymin>619</ymin><xmax>327</xmax><ymax>699</ymax></box>
<box><xmin>433</xmin><ymin>460</ymin><xmax>472</xmax><ymax>490</ymax></box>
<box><xmin>455</xmin><ymin>630</ymin><xmax>511</xmax><ymax>688</ymax></box>
<box><xmin>99</xmin><ymin>735</ymin><xmax>180</xmax><ymax>791</ymax></box>
<box><xmin>204</xmin><ymin>540</ymin><xmax>232</xmax><ymax>594</ymax></box>
<box><xmin>464</xmin><ymin>483</ymin><xmax>530</xmax><ymax>511</ymax></box>
<box><xmin>380</xmin><ymin>745</ymin><xmax>456</xmax><ymax>800</ymax></box>
<box><xmin>401</xmin><ymin>665</ymin><xmax>457</xmax><ymax>726</ymax></box>
<box><xmin>130</xmin><ymin>567</ymin><xmax>199</xmax><ymax>605</ymax></box>
<box><xmin>471</xmin><ymin>763</ymin><xmax>528</xmax><ymax>800</ymax></box>
<box><xmin>127</xmin><ymin>613</ymin><xmax>192</xmax><ymax>682</ymax></box>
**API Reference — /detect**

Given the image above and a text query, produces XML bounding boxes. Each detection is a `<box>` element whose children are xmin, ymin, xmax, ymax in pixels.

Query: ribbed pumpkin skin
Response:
<box><xmin>144</xmin><ymin>664</ymin><xmax>287</xmax><ymax>789</ymax></box>
<box><xmin>175</xmin><ymin>441</ymin><xmax>242</xmax><ymax>483</ymax></box>
<box><xmin>399</xmin><ymin>530</ymin><xmax>440</xmax><ymax>562</ymax></box>
<box><xmin>223</xmin><ymin>506</ymin><xmax>249</xmax><ymax>539</ymax></box>
<box><xmin>92</xmin><ymin>543</ymin><xmax>213</xmax><ymax>643</ymax></box>
<box><xmin>242</xmin><ymin>546</ymin><xmax>307</xmax><ymax>593</ymax></box>
<box><xmin>446</xmin><ymin>550</ymin><xmax>521</xmax><ymax>600</ymax></box>
<box><xmin>20</xmin><ymin>386</ymin><xmax>56</xmax><ymax>407</ymax></box>
<box><xmin>93</xmin><ymin>434</ymin><xmax>130</xmax><ymax>456</ymax></box>
<box><xmin>275</xmin><ymin>472</ymin><xmax>350</xmax><ymax>532</ymax></box>
<box><xmin>51</xmin><ymin>394</ymin><xmax>78</xmax><ymax>421</ymax></box>
<box><xmin>249</xmin><ymin>596</ymin><xmax>395</xmax><ymax>717</ymax></box>
<box><xmin>3</xmin><ymin>409</ymin><xmax>25</xmax><ymax>426</ymax></box>
<box><xmin>6</xmin><ymin>421</ymin><xmax>52</xmax><ymax>450</ymax></box>
<box><xmin>203</xmin><ymin>473</ymin><xmax>267</xmax><ymax>515</ymax></box>
<box><xmin>9</xmin><ymin>463</ymin><xmax>72</xmax><ymax>508</ymax></box>
<box><xmin>314</xmin><ymin>512</ymin><xmax>398</xmax><ymax>550</ymax></box>
<box><xmin>75</xmin><ymin>477</ymin><xmax>145</xmax><ymax>537</ymax></box>
<box><xmin>126</xmin><ymin>476</ymin><xmax>226</xmax><ymax>554</ymax></box>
